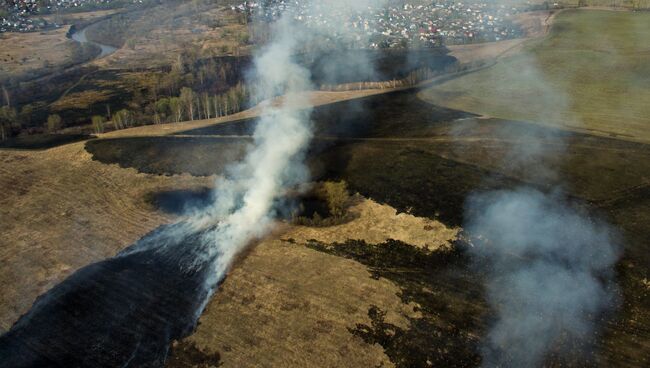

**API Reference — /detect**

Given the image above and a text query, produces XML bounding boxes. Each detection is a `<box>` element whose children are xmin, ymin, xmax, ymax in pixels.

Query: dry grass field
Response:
<box><xmin>0</xmin><ymin>87</ymin><xmax>464</xmax><ymax>368</ymax></box>
<box><xmin>89</xmin><ymin>3</ymin><xmax>251</xmax><ymax>69</ymax></box>
<box><xmin>78</xmin><ymin>88</ymin><xmax>650</xmax><ymax>366</ymax></box>
<box><xmin>0</xmin><ymin>10</ymin><xmax>123</xmax><ymax>82</ymax></box>
<box><xmin>421</xmin><ymin>9</ymin><xmax>650</xmax><ymax>142</ymax></box>
<box><xmin>0</xmin><ymin>27</ymin><xmax>78</xmax><ymax>79</ymax></box>
<box><xmin>0</xmin><ymin>141</ymin><xmax>211</xmax><ymax>332</ymax></box>
<box><xmin>1</xmin><ymin>6</ymin><xmax>648</xmax><ymax>367</ymax></box>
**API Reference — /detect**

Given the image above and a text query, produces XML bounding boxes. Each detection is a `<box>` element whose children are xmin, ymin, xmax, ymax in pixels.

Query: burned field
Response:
<box><xmin>0</xmin><ymin>223</ymin><xmax>218</xmax><ymax>367</ymax></box>
<box><xmin>81</xmin><ymin>89</ymin><xmax>649</xmax><ymax>367</ymax></box>
<box><xmin>0</xmin><ymin>133</ymin><xmax>94</xmax><ymax>150</ymax></box>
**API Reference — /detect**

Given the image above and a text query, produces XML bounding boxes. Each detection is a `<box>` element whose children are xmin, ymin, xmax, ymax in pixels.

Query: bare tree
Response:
<box><xmin>169</xmin><ymin>97</ymin><xmax>183</xmax><ymax>123</ymax></box>
<box><xmin>92</xmin><ymin>115</ymin><xmax>106</xmax><ymax>134</ymax></box>
<box><xmin>180</xmin><ymin>87</ymin><xmax>195</xmax><ymax>121</ymax></box>
<box><xmin>46</xmin><ymin>114</ymin><xmax>62</xmax><ymax>133</ymax></box>
<box><xmin>202</xmin><ymin>93</ymin><xmax>212</xmax><ymax>119</ymax></box>
<box><xmin>0</xmin><ymin>106</ymin><xmax>17</xmax><ymax>140</ymax></box>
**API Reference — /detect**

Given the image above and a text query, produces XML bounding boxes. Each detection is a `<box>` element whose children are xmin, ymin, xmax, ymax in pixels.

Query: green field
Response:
<box><xmin>420</xmin><ymin>9</ymin><xmax>650</xmax><ymax>142</ymax></box>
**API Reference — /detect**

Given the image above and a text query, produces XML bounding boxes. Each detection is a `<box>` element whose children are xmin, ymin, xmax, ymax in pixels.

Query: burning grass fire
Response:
<box><xmin>1</xmin><ymin>11</ymin><xmax>317</xmax><ymax>367</ymax></box>
<box><xmin>0</xmin><ymin>2</ymin><xmax>643</xmax><ymax>368</ymax></box>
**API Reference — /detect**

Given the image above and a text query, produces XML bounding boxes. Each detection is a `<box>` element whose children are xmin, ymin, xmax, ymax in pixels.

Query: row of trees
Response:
<box><xmin>0</xmin><ymin>78</ymin><xmax>252</xmax><ymax>139</ymax></box>
<box><xmin>82</xmin><ymin>82</ymin><xmax>251</xmax><ymax>135</ymax></box>
<box><xmin>149</xmin><ymin>83</ymin><xmax>249</xmax><ymax>125</ymax></box>
<box><xmin>0</xmin><ymin>103</ymin><xmax>41</xmax><ymax>140</ymax></box>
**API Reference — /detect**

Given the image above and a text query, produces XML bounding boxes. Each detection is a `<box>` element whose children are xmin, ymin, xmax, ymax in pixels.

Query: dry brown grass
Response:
<box><xmin>51</xmin><ymin>89</ymin><xmax>113</xmax><ymax>111</ymax></box>
<box><xmin>0</xmin><ymin>142</ymin><xmax>211</xmax><ymax>332</ymax></box>
<box><xmin>286</xmin><ymin>196</ymin><xmax>458</xmax><ymax>250</ymax></box>
<box><xmin>0</xmin><ymin>27</ymin><xmax>77</xmax><ymax>78</ymax></box>
<box><xmin>183</xmin><ymin>238</ymin><xmax>416</xmax><ymax>368</ymax></box>
<box><xmin>0</xmin><ymin>137</ymin><xmax>457</xmax><ymax>366</ymax></box>
<box><xmin>0</xmin><ymin>86</ymin><xmax>459</xmax><ymax>365</ymax></box>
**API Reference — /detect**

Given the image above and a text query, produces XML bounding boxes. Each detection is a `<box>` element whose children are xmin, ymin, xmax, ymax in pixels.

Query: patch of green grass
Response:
<box><xmin>421</xmin><ymin>10</ymin><xmax>650</xmax><ymax>141</ymax></box>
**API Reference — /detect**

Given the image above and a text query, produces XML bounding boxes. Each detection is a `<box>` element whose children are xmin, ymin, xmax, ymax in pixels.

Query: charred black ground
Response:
<box><xmin>84</xmin><ymin>89</ymin><xmax>649</xmax><ymax>366</ymax></box>
<box><xmin>4</xmin><ymin>87</ymin><xmax>648</xmax><ymax>367</ymax></box>
<box><xmin>306</xmin><ymin>239</ymin><xmax>485</xmax><ymax>368</ymax></box>
<box><xmin>0</xmin><ymin>223</ymin><xmax>219</xmax><ymax>367</ymax></box>
<box><xmin>0</xmin><ymin>134</ymin><xmax>94</xmax><ymax>150</ymax></box>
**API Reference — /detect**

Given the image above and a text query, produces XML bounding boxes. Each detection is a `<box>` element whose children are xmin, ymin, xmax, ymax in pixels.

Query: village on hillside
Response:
<box><xmin>0</xmin><ymin>0</ymin><xmax>141</xmax><ymax>33</ymax></box>
<box><xmin>2</xmin><ymin>0</ymin><xmax>524</xmax><ymax>47</ymax></box>
<box><xmin>234</xmin><ymin>0</ymin><xmax>524</xmax><ymax>47</ymax></box>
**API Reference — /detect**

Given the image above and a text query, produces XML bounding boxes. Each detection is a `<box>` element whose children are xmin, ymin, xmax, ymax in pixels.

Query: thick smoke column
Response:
<box><xmin>188</xmin><ymin>1</ymin><xmax>390</xmax><ymax>298</ymax></box>
<box><xmin>461</xmin><ymin>52</ymin><xmax>621</xmax><ymax>366</ymax></box>
<box><xmin>189</xmin><ymin>15</ymin><xmax>314</xmax><ymax>301</ymax></box>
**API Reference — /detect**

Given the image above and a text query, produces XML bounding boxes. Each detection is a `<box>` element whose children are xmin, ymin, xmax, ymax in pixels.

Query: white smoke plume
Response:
<box><xmin>180</xmin><ymin>2</ymin><xmax>389</xmax><ymax>314</ymax></box>
<box><xmin>465</xmin><ymin>188</ymin><xmax>620</xmax><ymax>367</ymax></box>
<box><xmin>191</xmin><ymin>15</ymin><xmax>314</xmax><ymax>297</ymax></box>
<box><xmin>460</xmin><ymin>23</ymin><xmax>622</xmax><ymax>368</ymax></box>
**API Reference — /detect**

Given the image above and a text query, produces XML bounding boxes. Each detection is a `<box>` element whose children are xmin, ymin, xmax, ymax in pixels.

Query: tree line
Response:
<box><xmin>38</xmin><ymin>82</ymin><xmax>251</xmax><ymax>135</ymax></box>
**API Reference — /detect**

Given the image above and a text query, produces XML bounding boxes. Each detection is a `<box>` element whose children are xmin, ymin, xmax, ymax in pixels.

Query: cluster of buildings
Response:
<box><xmin>1</xmin><ymin>0</ymin><xmax>44</xmax><ymax>33</ymax></box>
<box><xmin>234</xmin><ymin>0</ymin><xmax>524</xmax><ymax>47</ymax></box>
<box><xmin>0</xmin><ymin>0</ymin><xmax>128</xmax><ymax>33</ymax></box>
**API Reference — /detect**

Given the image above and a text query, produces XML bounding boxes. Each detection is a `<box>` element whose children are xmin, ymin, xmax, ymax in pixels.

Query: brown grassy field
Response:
<box><xmin>0</xmin><ymin>141</ymin><xmax>211</xmax><ymax>332</ymax></box>
<box><xmin>1</xmin><ymin>6</ymin><xmax>648</xmax><ymax>366</ymax></box>
<box><xmin>421</xmin><ymin>9</ymin><xmax>650</xmax><ymax>143</ymax></box>
<box><xmin>89</xmin><ymin>3</ymin><xmax>251</xmax><ymax>69</ymax></box>
<box><xmin>0</xmin><ymin>88</ymin><xmax>462</xmax><ymax>368</ymax></box>
<box><xmin>0</xmin><ymin>27</ymin><xmax>78</xmax><ymax>80</ymax></box>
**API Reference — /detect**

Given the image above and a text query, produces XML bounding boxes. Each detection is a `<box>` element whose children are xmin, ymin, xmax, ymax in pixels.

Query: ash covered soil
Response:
<box><xmin>1</xmin><ymin>89</ymin><xmax>648</xmax><ymax>366</ymax></box>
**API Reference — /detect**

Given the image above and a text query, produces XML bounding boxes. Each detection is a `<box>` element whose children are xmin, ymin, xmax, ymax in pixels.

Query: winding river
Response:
<box><xmin>70</xmin><ymin>25</ymin><xmax>117</xmax><ymax>58</ymax></box>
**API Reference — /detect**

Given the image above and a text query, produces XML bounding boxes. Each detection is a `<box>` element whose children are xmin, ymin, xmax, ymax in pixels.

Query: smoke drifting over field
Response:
<box><xmin>462</xmin><ymin>46</ymin><xmax>621</xmax><ymax>366</ymax></box>
<box><xmin>181</xmin><ymin>1</ymin><xmax>388</xmax><ymax>323</ymax></box>
<box><xmin>465</xmin><ymin>189</ymin><xmax>620</xmax><ymax>366</ymax></box>
<box><xmin>191</xmin><ymin>14</ymin><xmax>315</xmax><ymax>300</ymax></box>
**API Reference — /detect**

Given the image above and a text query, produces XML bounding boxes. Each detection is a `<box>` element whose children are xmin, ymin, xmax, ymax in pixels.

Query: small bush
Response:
<box><xmin>319</xmin><ymin>180</ymin><xmax>350</xmax><ymax>218</ymax></box>
<box><xmin>293</xmin><ymin>180</ymin><xmax>351</xmax><ymax>227</ymax></box>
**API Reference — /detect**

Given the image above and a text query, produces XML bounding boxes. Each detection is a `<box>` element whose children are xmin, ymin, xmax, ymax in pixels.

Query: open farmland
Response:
<box><xmin>420</xmin><ymin>9</ymin><xmax>650</xmax><ymax>142</ymax></box>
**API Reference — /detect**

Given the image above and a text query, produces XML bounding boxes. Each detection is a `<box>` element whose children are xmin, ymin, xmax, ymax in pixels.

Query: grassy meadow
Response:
<box><xmin>420</xmin><ymin>9</ymin><xmax>650</xmax><ymax>142</ymax></box>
